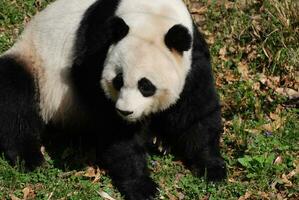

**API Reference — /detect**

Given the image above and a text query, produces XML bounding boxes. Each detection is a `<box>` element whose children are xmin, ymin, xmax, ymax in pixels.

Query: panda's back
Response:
<box><xmin>3</xmin><ymin>0</ymin><xmax>98</xmax><ymax>123</ymax></box>
<box><xmin>9</xmin><ymin>0</ymin><xmax>97</xmax><ymax>72</ymax></box>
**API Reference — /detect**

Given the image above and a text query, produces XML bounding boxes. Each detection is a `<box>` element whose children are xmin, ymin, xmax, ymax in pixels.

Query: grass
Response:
<box><xmin>0</xmin><ymin>0</ymin><xmax>298</xmax><ymax>199</ymax></box>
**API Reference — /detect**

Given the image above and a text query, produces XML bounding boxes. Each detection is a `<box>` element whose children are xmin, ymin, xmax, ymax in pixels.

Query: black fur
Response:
<box><xmin>150</xmin><ymin>25</ymin><xmax>226</xmax><ymax>181</ymax></box>
<box><xmin>0</xmin><ymin>56</ymin><xmax>44</xmax><ymax>170</ymax></box>
<box><xmin>164</xmin><ymin>24</ymin><xmax>192</xmax><ymax>53</ymax></box>
<box><xmin>72</xmin><ymin>0</ymin><xmax>129</xmax><ymax>113</ymax></box>
<box><xmin>71</xmin><ymin>1</ymin><xmax>157</xmax><ymax>199</ymax></box>
<box><xmin>0</xmin><ymin>0</ymin><xmax>226</xmax><ymax>199</ymax></box>
<box><xmin>71</xmin><ymin>3</ymin><xmax>226</xmax><ymax>196</ymax></box>
<box><xmin>113</xmin><ymin>72</ymin><xmax>124</xmax><ymax>91</ymax></box>
<box><xmin>138</xmin><ymin>78</ymin><xmax>156</xmax><ymax>97</ymax></box>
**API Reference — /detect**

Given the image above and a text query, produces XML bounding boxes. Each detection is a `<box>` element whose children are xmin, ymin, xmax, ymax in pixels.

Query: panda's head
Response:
<box><xmin>101</xmin><ymin>17</ymin><xmax>192</xmax><ymax>122</ymax></box>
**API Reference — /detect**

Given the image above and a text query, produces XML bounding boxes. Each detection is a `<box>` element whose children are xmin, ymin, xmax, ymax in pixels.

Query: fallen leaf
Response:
<box><xmin>237</xmin><ymin>62</ymin><xmax>250</xmax><ymax>80</ymax></box>
<box><xmin>224</xmin><ymin>1</ymin><xmax>234</xmax><ymax>9</ymax></box>
<box><xmin>244</xmin><ymin>128</ymin><xmax>259</xmax><ymax>134</ymax></box>
<box><xmin>189</xmin><ymin>3</ymin><xmax>207</xmax><ymax>15</ymax></box>
<box><xmin>40</xmin><ymin>146</ymin><xmax>46</xmax><ymax>156</ymax></box>
<box><xmin>84</xmin><ymin>167</ymin><xmax>97</xmax><ymax>178</ymax></box>
<box><xmin>177</xmin><ymin>192</ymin><xmax>185</xmax><ymax>200</ymax></box>
<box><xmin>269</xmin><ymin>112</ymin><xmax>280</xmax><ymax>121</ymax></box>
<box><xmin>9</xmin><ymin>194</ymin><xmax>21</xmax><ymax>200</ymax></box>
<box><xmin>280</xmin><ymin>174</ymin><xmax>293</xmax><ymax>187</ymax></box>
<box><xmin>258</xmin><ymin>191</ymin><xmax>270</xmax><ymax>199</ymax></box>
<box><xmin>219</xmin><ymin>47</ymin><xmax>227</xmax><ymax>61</ymax></box>
<box><xmin>238</xmin><ymin>191</ymin><xmax>251</xmax><ymax>200</ymax></box>
<box><xmin>286</xmin><ymin>166</ymin><xmax>299</xmax><ymax>179</ymax></box>
<box><xmin>262</xmin><ymin>123</ymin><xmax>273</xmax><ymax>132</ymax></box>
<box><xmin>97</xmin><ymin>191</ymin><xmax>116</xmax><ymax>200</ymax></box>
<box><xmin>276</xmin><ymin>88</ymin><xmax>299</xmax><ymax>99</ymax></box>
<box><xmin>274</xmin><ymin>156</ymin><xmax>283</xmax><ymax>165</ymax></box>
<box><xmin>259</xmin><ymin>73</ymin><xmax>268</xmax><ymax>84</ymax></box>
<box><xmin>83</xmin><ymin>166</ymin><xmax>103</xmax><ymax>183</ymax></box>
<box><xmin>166</xmin><ymin>192</ymin><xmax>177</xmax><ymax>200</ymax></box>
<box><xmin>201</xmin><ymin>194</ymin><xmax>210</xmax><ymax>200</ymax></box>
<box><xmin>23</xmin><ymin>187</ymin><xmax>35</xmax><ymax>200</ymax></box>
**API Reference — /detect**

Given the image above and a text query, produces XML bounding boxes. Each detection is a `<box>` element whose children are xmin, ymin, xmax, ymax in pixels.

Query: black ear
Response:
<box><xmin>107</xmin><ymin>16</ymin><xmax>129</xmax><ymax>43</ymax></box>
<box><xmin>164</xmin><ymin>24</ymin><xmax>192</xmax><ymax>53</ymax></box>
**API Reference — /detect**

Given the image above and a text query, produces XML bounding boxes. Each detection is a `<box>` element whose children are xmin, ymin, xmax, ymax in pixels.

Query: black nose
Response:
<box><xmin>116</xmin><ymin>108</ymin><xmax>133</xmax><ymax>116</ymax></box>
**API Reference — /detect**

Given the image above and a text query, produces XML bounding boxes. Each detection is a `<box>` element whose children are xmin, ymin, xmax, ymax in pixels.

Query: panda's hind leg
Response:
<box><xmin>0</xmin><ymin>56</ymin><xmax>44</xmax><ymax>170</ymax></box>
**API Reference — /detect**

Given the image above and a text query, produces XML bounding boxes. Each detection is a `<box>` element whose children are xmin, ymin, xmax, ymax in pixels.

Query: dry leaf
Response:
<box><xmin>9</xmin><ymin>194</ymin><xmax>21</xmax><ymax>200</ymax></box>
<box><xmin>219</xmin><ymin>47</ymin><xmax>227</xmax><ymax>61</ymax></box>
<box><xmin>237</xmin><ymin>62</ymin><xmax>249</xmax><ymax>80</ymax></box>
<box><xmin>189</xmin><ymin>3</ymin><xmax>207</xmax><ymax>14</ymax></box>
<box><xmin>23</xmin><ymin>187</ymin><xmax>35</xmax><ymax>200</ymax></box>
<box><xmin>207</xmin><ymin>35</ymin><xmax>215</xmax><ymax>45</ymax></box>
<box><xmin>84</xmin><ymin>167</ymin><xmax>97</xmax><ymax>178</ymax></box>
<box><xmin>275</xmin><ymin>193</ymin><xmax>284</xmax><ymax>200</ymax></box>
<box><xmin>280</xmin><ymin>174</ymin><xmax>293</xmax><ymax>187</ymax></box>
<box><xmin>40</xmin><ymin>146</ymin><xmax>46</xmax><ymax>156</ymax></box>
<box><xmin>177</xmin><ymin>192</ymin><xmax>185</xmax><ymax>200</ymax></box>
<box><xmin>83</xmin><ymin>166</ymin><xmax>102</xmax><ymax>183</ymax></box>
<box><xmin>286</xmin><ymin>166</ymin><xmax>299</xmax><ymax>179</ymax></box>
<box><xmin>244</xmin><ymin>128</ymin><xmax>259</xmax><ymax>134</ymax></box>
<box><xmin>259</xmin><ymin>73</ymin><xmax>268</xmax><ymax>84</ymax></box>
<box><xmin>270</xmin><ymin>112</ymin><xmax>280</xmax><ymax>121</ymax></box>
<box><xmin>228</xmin><ymin>178</ymin><xmax>237</xmax><ymax>183</ymax></box>
<box><xmin>224</xmin><ymin>1</ymin><xmax>234</xmax><ymax>9</ymax></box>
<box><xmin>166</xmin><ymin>192</ymin><xmax>177</xmax><ymax>200</ymax></box>
<box><xmin>238</xmin><ymin>191</ymin><xmax>251</xmax><ymax>200</ymax></box>
<box><xmin>258</xmin><ymin>191</ymin><xmax>270</xmax><ymax>199</ymax></box>
<box><xmin>201</xmin><ymin>194</ymin><xmax>210</xmax><ymax>200</ymax></box>
<box><xmin>225</xmin><ymin>70</ymin><xmax>238</xmax><ymax>83</ymax></box>
<box><xmin>262</xmin><ymin>123</ymin><xmax>273</xmax><ymax>132</ymax></box>
<box><xmin>276</xmin><ymin>88</ymin><xmax>299</xmax><ymax>99</ymax></box>
<box><xmin>274</xmin><ymin>156</ymin><xmax>283</xmax><ymax>165</ymax></box>
<box><xmin>97</xmin><ymin>191</ymin><xmax>116</xmax><ymax>200</ymax></box>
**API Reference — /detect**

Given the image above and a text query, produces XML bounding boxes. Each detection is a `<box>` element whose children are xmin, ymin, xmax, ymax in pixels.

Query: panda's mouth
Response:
<box><xmin>116</xmin><ymin>108</ymin><xmax>133</xmax><ymax>116</ymax></box>
<box><xmin>116</xmin><ymin>109</ymin><xmax>138</xmax><ymax>122</ymax></box>
<box><xmin>116</xmin><ymin>109</ymin><xmax>148</xmax><ymax>123</ymax></box>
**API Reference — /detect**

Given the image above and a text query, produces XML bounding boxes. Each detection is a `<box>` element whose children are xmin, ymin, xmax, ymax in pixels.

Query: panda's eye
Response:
<box><xmin>112</xmin><ymin>73</ymin><xmax>123</xmax><ymax>91</ymax></box>
<box><xmin>138</xmin><ymin>78</ymin><xmax>156</xmax><ymax>97</ymax></box>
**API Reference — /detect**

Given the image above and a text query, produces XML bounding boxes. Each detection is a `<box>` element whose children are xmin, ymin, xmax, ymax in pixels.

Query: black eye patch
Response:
<box><xmin>138</xmin><ymin>78</ymin><xmax>156</xmax><ymax>97</ymax></box>
<box><xmin>112</xmin><ymin>73</ymin><xmax>123</xmax><ymax>91</ymax></box>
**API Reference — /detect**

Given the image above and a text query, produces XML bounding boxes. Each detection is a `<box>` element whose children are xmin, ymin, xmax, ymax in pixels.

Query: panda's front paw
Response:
<box><xmin>5</xmin><ymin>148</ymin><xmax>44</xmax><ymax>171</ymax></box>
<box><xmin>191</xmin><ymin>157</ymin><xmax>227</xmax><ymax>182</ymax></box>
<box><xmin>206</xmin><ymin>157</ymin><xmax>227</xmax><ymax>181</ymax></box>
<box><xmin>23</xmin><ymin>151</ymin><xmax>45</xmax><ymax>171</ymax></box>
<box><xmin>116</xmin><ymin>176</ymin><xmax>158</xmax><ymax>200</ymax></box>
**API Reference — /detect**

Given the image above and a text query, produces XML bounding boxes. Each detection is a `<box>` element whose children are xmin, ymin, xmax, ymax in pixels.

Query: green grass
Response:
<box><xmin>0</xmin><ymin>0</ymin><xmax>298</xmax><ymax>199</ymax></box>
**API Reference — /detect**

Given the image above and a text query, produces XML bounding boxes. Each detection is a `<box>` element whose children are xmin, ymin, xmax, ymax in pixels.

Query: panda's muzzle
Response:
<box><xmin>116</xmin><ymin>108</ymin><xmax>133</xmax><ymax>116</ymax></box>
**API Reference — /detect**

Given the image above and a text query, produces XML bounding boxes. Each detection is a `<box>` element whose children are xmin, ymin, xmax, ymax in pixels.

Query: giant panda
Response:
<box><xmin>0</xmin><ymin>0</ymin><xmax>226</xmax><ymax>199</ymax></box>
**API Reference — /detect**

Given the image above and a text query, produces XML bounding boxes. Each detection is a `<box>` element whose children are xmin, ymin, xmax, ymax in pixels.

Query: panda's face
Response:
<box><xmin>101</xmin><ymin>24</ymin><xmax>192</xmax><ymax>122</ymax></box>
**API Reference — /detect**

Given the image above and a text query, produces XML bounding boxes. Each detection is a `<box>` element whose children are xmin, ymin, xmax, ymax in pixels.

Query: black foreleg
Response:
<box><xmin>99</xmin><ymin>136</ymin><xmax>158</xmax><ymax>200</ymax></box>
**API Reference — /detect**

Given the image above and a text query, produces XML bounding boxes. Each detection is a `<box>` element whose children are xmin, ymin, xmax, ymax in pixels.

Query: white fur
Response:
<box><xmin>5</xmin><ymin>0</ymin><xmax>97</xmax><ymax>123</ymax></box>
<box><xmin>102</xmin><ymin>0</ymin><xmax>193</xmax><ymax>121</ymax></box>
<box><xmin>116</xmin><ymin>88</ymin><xmax>153</xmax><ymax>121</ymax></box>
<box><xmin>3</xmin><ymin>0</ymin><xmax>193</xmax><ymax>123</ymax></box>
<box><xmin>116</xmin><ymin>0</ymin><xmax>193</xmax><ymax>77</ymax></box>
